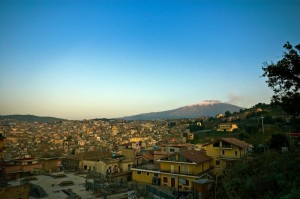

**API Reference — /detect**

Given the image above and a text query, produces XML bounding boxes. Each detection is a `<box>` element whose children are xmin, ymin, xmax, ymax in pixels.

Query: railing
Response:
<box><xmin>133</xmin><ymin>166</ymin><xmax>160</xmax><ymax>172</ymax></box>
<box><xmin>160</xmin><ymin>167</ymin><xmax>213</xmax><ymax>176</ymax></box>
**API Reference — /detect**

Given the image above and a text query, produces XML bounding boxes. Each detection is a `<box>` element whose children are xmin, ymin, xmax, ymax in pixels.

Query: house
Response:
<box><xmin>62</xmin><ymin>150</ymin><xmax>111</xmax><ymax>171</ymax></box>
<box><xmin>131</xmin><ymin>163</ymin><xmax>160</xmax><ymax>185</ymax></box>
<box><xmin>202</xmin><ymin>138</ymin><xmax>252</xmax><ymax>173</ymax></box>
<box><xmin>132</xmin><ymin>150</ymin><xmax>213</xmax><ymax>192</ymax></box>
<box><xmin>39</xmin><ymin>157</ymin><xmax>62</xmax><ymax>173</ymax></box>
<box><xmin>158</xmin><ymin>150</ymin><xmax>213</xmax><ymax>191</ymax></box>
<box><xmin>160</xmin><ymin>144</ymin><xmax>190</xmax><ymax>154</ymax></box>
<box><xmin>135</xmin><ymin>152</ymin><xmax>154</xmax><ymax>166</ymax></box>
<box><xmin>216</xmin><ymin>123</ymin><xmax>238</xmax><ymax>132</ymax></box>
<box><xmin>1</xmin><ymin>158</ymin><xmax>42</xmax><ymax>180</ymax></box>
<box><xmin>81</xmin><ymin>154</ymin><xmax>134</xmax><ymax>183</ymax></box>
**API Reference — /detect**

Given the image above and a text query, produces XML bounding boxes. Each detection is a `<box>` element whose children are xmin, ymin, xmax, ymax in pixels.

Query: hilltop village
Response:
<box><xmin>0</xmin><ymin>104</ymin><xmax>298</xmax><ymax>199</ymax></box>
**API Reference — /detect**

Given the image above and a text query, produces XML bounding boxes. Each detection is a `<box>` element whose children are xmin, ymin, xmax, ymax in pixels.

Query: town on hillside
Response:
<box><xmin>0</xmin><ymin>104</ymin><xmax>299</xmax><ymax>199</ymax></box>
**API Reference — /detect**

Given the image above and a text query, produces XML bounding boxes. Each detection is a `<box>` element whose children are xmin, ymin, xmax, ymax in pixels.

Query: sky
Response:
<box><xmin>0</xmin><ymin>0</ymin><xmax>299</xmax><ymax>120</ymax></box>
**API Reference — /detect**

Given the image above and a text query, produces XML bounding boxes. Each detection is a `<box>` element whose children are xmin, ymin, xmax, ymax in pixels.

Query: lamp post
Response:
<box><xmin>261</xmin><ymin>117</ymin><xmax>264</xmax><ymax>134</ymax></box>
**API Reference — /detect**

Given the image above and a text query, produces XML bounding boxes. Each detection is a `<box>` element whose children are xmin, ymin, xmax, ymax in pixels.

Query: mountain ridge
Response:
<box><xmin>0</xmin><ymin>114</ymin><xmax>65</xmax><ymax>122</ymax></box>
<box><xmin>122</xmin><ymin>100</ymin><xmax>243</xmax><ymax>120</ymax></box>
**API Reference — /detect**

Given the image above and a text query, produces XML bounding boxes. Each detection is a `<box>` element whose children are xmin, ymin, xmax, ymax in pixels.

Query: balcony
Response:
<box><xmin>160</xmin><ymin>167</ymin><xmax>213</xmax><ymax>177</ymax></box>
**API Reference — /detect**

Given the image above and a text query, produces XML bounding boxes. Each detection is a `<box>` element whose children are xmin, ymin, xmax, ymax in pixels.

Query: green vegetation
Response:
<box><xmin>189</xmin><ymin>102</ymin><xmax>298</xmax><ymax>148</ymax></box>
<box><xmin>216</xmin><ymin>151</ymin><xmax>300</xmax><ymax>199</ymax></box>
<box><xmin>209</xmin><ymin>42</ymin><xmax>300</xmax><ymax>199</ymax></box>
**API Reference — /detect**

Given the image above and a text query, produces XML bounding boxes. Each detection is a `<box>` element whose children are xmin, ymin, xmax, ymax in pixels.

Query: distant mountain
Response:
<box><xmin>0</xmin><ymin>114</ymin><xmax>65</xmax><ymax>122</ymax></box>
<box><xmin>122</xmin><ymin>100</ymin><xmax>243</xmax><ymax>120</ymax></box>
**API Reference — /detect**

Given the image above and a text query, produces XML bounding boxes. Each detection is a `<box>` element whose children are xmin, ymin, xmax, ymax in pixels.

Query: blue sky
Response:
<box><xmin>0</xmin><ymin>0</ymin><xmax>299</xmax><ymax>119</ymax></box>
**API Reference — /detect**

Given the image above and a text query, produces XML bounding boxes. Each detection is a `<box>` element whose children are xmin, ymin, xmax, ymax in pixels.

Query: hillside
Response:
<box><xmin>0</xmin><ymin>114</ymin><xmax>65</xmax><ymax>123</ymax></box>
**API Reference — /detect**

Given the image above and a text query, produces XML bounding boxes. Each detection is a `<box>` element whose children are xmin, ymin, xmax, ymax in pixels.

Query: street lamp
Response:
<box><xmin>261</xmin><ymin>117</ymin><xmax>264</xmax><ymax>134</ymax></box>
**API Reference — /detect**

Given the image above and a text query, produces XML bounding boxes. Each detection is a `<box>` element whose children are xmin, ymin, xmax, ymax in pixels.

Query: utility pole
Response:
<box><xmin>261</xmin><ymin>117</ymin><xmax>264</xmax><ymax>134</ymax></box>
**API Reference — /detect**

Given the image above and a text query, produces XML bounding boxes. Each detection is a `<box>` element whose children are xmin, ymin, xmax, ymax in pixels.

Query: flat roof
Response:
<box><xmin>8</xmin><ymin>172</ymin><xmax>95</xmax><ymax>199</ymax></box>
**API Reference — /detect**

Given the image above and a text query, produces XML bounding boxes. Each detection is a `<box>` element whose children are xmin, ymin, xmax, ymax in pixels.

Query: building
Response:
<box><xmin>62</xmin><ymin>150</ymin><xmax>111</xmax><ymax>171</ymax></box>
<box><xmin>81</xmin><ymin>155</ymin><xmax>134</xmax><ymax>183</ymax></box>
<box><xmin>1</xmin><ymin>158</ymin><xmax>42</xmax><ymax>180</ymax></box>
<box><xmin>39</xmin><ymin>157</ymin><xmax>62</xmax><ymax>173</ymax></box>
<box><xmin>216</xmin><ymin>123</ymin><xmax>238</xmax><ymax>132</ymax></box>
<box><xmin>132</xmin><ymin>150</ymin><xmax>213</xmax><ymax>193</ymax></box>
<box><xmin>158</xmin><ymin>150</ymin><xmax>212</xmax><ymax>191</ymax></box>
<box><xmin>202</xmin><ymin>138</ymin><xmax>252</xmax><ymax>174</ymax></box>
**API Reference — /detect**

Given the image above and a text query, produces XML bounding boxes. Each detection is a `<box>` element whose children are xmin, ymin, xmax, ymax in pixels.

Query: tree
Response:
<box><xmin>269</xmin><ymin>133</ymin><xmax>289</xmax><ymax>151</ymax></box>
<box><xmin>225</xmin><ymin>111</ymin><xmax>232</xmax><ymax>117</ymax></box>
<box><xmin>262</xmin><ymin>42</ymin><xmax>300</xmax><ymax>117</ymax></box>
<box><xmin>220</xmin><ymin>152</ymin><xmax>300</xmax><ymax>199</ymax></box>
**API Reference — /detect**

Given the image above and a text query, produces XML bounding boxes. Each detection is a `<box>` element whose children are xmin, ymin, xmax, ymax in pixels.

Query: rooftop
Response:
<box><xmin>8</xmin><ymin>172</ymin><xmax>94</xmax><ymax>199</ymax></box>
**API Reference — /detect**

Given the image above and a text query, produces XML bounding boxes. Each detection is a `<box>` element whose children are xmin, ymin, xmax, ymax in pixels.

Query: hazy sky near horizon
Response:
<box><xmin>0</xmin><ymin>0</ymin><xmax>299</xmax><ymax>119</ymax></box>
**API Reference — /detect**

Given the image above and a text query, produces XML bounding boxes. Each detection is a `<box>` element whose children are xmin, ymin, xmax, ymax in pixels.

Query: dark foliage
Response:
<box><xmin>269</xmin><ymin>134</ymin><xmax>289</xmax><ymax>150</ymax></box>
<box><xmin>219</xmin><ymin>152</ymin><xmax>300</xmax><ymax>199</ymax></box>
<box><xmin>262</xmin><ymin>42</ymin><xmax>300</xmax><ymax>117</ymax></box>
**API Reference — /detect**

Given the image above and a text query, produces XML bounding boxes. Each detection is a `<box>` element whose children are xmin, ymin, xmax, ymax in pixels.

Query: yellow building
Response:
<box><xmin>202</xmin><ymin>138</ymin><xmax>252</xmax><ymax>173</ymax></box>
<box><xmin>217</xmin><ymin>123</ymin><xmax>238</xmax><ymax>132</ymax></box>
<box><xmin>131</xmin><ymin>164</ymin><xmax>160</xmax><ymax>184</ymax></box>
<box><xmin>132</xmin><ymin>150</ymin><xmax>213</xmax><ymax>191</ymax></box>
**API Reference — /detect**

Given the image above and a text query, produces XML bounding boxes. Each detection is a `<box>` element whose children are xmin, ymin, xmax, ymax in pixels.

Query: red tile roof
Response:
<box><xmin>179</xmin><ymin>150</ymin><xmax>212</xmax><ymax>164</ymax></box>
<box><xmin>202</xmin><ymin>137</ymin><xmax>251</xmax><ymax>148</ymax></box>
<box><xmin>141</xmin><ymin>153</ymin><xmax>154</xmax><ymax>161</ymax></box>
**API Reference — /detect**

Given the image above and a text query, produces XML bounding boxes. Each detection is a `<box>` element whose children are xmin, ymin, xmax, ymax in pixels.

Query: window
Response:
<box><xmin>169</xmin><ymin>155</ymin><xmax>176</xmax><ymax>161</ymax></box>
<box><xmin>222</xmin><ymin>150</ymin><xmax>225</xmax><ymax>155</ymax></box>
<box><xmin>154</xmin><ymin>173</ymin><xmax>158</xmax><ymax>177</ymax></box>
<box><xmin>213</xmin><ymin>142</ymin><xmax>220</xmax><ymax>147</ymax></box>
<box><xmin>171</xmin><ymin>165</ymin><xmax>174</xmax><ymax>173</ymax></box>
<box><xmin>235</xmin><ymin>151</ymin><xmax>238</xmax><ymax>156</ymax></box>
<box><xmin>184</xmin><ymin>180</ymin><xmax>189</xmax><ymax>186</ymax></box>
<box><xmin>163</xmin><ymin>177</ymin><xmax>168</xmax><ymax>183</ymax></box>
<box><xmin>137</xmin><ymin>171</ymin><xmax>142</xmax><ymax>175</ymax></box>
<box><xmin>147</xmin><ymin>172</ymin><xmax>150</xmax><ymax>176</ymax></box>
<box><xmin>178</xmin><ymin>156</ymin><xmax>185</xmax><ymax>162</ymax></box>
<box><xmin>216</xmin><ymin>160</ymin><xmax>220</xmax><ymax>166</ymax></box>
<box><xmin>184</xmin><ymin>165</ymin><xmax>189</xmax><ymax>174</ymax></box>
<box><xmin>179</xmin><ymin>178</ymin><xmax>189</xmax><ymax>186</ymax></box>
<box><xmin>84</xmin><ymin>165</ymin><xmax>87</xmax><ymax>170</ymax></box>
<box><xmin>170</xmin><ymin>148</ymin><xmax>175</xmax><ymax>152</ymax></box>
<box><xmin>222</xmin><ymin>142</ymin><xmax>232</xmax><ymax>148</ymax></box>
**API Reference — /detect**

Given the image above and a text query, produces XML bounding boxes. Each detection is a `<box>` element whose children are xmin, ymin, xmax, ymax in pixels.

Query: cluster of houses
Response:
<box><xmin>0</xmin><ymin>131</ymin><xmax>252</xmax><ymax>198</ymax></box>
<box><xmin>0</xmin><ymin>117</ymin><xmax>250</xmax><ymax>198</ymax></box>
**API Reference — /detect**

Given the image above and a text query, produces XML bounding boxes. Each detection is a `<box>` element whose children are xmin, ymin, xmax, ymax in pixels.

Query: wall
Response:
<box><xmin>132</xmin><ymin>169</ymin><xmax>158</xmax><ymax>184</ymax></box>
